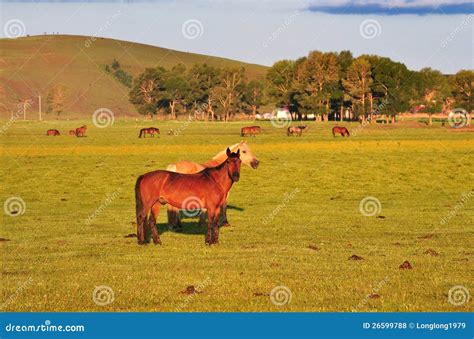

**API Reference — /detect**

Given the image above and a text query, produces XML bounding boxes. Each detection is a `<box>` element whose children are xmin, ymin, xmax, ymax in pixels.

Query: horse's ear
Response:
<box><xmin>236</xmin><ymin>149</ymin><xmax>240</xmax><ymax>156</ymax></box>
<box><xmin>226</xmin><ymin>147</ymin><xmax>231</xmax><ymax>157</ymax></box>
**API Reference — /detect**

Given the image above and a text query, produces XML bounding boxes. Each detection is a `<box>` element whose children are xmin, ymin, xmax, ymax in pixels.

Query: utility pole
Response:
<box><xmin>38</xmin><ymin>94</ymin><xmax>42</xmax><ymax>121</ymax></box>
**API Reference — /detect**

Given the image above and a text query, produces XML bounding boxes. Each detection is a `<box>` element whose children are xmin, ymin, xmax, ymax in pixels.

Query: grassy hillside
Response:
<box><xmin>0</xmin><ymin>35</ymin><xmax>267</xmax><ymax>119</ymax></box>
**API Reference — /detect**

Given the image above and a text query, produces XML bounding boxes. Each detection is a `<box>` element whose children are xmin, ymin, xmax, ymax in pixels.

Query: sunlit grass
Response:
<box><xmin>1</xmin><ymin>120</ymin><xmax>472</xmax><ymax>312</ymax></box>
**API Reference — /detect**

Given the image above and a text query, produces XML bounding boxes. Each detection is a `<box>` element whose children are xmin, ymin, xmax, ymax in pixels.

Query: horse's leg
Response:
<box><xmin>149</xmin><ymin>204</ymin><xmax>162</xmax><ymax>245</ymax></box>
<box><xmin>205</xmin><ymin>208</ymin><xmax>214</xmax><ymax>245</ymax></box>
<box><xmin>167</xmin><ymin>205</ymin><xmax>182</xmax><ymax>230</ymax></box>
<box><xmin>221</xmin><ymin>192</ymin><xmax>230</xmax><ymax>226</ymax></box>
<box><xmin>211</xmin><ymin>207</ymin><xmax>221</xmax><ymax>244</ymax></box>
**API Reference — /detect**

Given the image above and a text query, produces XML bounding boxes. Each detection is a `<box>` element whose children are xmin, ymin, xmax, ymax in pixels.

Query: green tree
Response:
<box><xmin>187</xmin><ymin>63</ymin><xmax>221</xmax><ymax>120</ymax></box>
<box><xmin>266</xmin><ymin>60</ymin><xmax>296</xmax><ymax>107</ymax></box>
<box><xmin>129</xmin><ymin>67</ymin><xmax>166</xmax><ymax>117</ymax></box>
<box><xmin>163</xmin><ymin>64</ymin><xmax>191</xmax><ymax>119</ymax></box>
<box><xmin>450</xmin><ymin>70</ymin><xmax>473</xmax><ymax>112</ymax></box>
<box><xmin>242</xmin><ymin>79</ymin><xmax>266</xmax><ymax>118</ymax></box>
<box><xmin>46</xmin><ymin>84</ymin><xmax>68</xmax><ymax>119</ymax></box>
<box><xmin>343</xmin><ymin>57</ymin><xmax>372</xmax><ymax>122</ymax></box>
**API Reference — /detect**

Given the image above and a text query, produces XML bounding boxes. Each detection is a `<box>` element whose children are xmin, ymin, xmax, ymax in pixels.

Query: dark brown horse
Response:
<box><xmin>139</xmin><ymin>127</ymin><xmax>160</xmax><ymax>138</ymax></box>
<box><xmin>46</xmin><ymin>129</ymin><xmax>60</xmax><ymax>136</ymax></box>
<box><xmin>287</xmin><ymin>125</ymin><xmax>307</xmax><ymax>136</ymax></box>
<box><xmin>135</xmin><ymin>148</ymin><xmax>241</xmax><ymax>245</ymax></box>
<box><xmin>241</xmin><ymin>126</ymin><xmax>261</xmax><ymax>137</ymax></box>
<box><xmin>332</xmin><ymin>126</ymin><xmax>350</xmax><ymax>137</ymax></box>
<box><xmin>75</xmin><ymin>125</ymin><xmax>87</xmax><ymax>137</ymax></box>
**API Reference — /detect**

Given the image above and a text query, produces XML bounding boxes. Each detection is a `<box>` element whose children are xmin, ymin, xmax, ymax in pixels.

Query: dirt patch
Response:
<box><xmin>0</xmin><ymin>238</ymin><xmax>11</xmax><ymax>242</ymax></box>
<box><xmin>419</xmin><ymin>234</ymin><xmax>437</xmax><ymax>239</ymax></box>
<box><xmin>376</xmin><ymin>215</ymin><xmax>386</xmax><ymax>219</ymax></box>
<box><xmin>254</xmin><ymin>292</ymin><xmax>270</xmax><ymax>297</ymax></box>
<box><xmin>180</xmin><ymin>286</ymin><xmax>201</xmax><ymax>295</ymax></box>
<box><xmin>369</xmin><ymin>293</ymin><xmax>380</xmax><ymax>299</ymax></box>
<box><xmin>424</xmin><ymin>249</ymin><xmax>439</xmax><ymax>256</ymax></box>
<box><xmin>308</xmin><ymin>244</ymin><xmax>320</xmax><ymax>251</ymax></box>
<box><xmin>399</xmin><ymin>261</ymin><xmax>413</xmax><ymax>269</ymax></box>
<box><xmin>348</xmin><ymin>254</ymin><xmax>364</xmax><ymax>260</ymax></box>
<box><xmin>124</xmin><ymin>233</ymin><xmax>137</xmax><ymax>238</ymax></box>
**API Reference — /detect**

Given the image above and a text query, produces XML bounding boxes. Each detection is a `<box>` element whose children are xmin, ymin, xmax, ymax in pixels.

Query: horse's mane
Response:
<box><xmin>211</xmin><ymin>142</ymin><xmax>241</xmax><ymax>161</ymax></box>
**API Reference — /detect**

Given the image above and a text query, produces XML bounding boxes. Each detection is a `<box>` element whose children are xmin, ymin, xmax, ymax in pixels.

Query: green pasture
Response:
<box><xmin>1</xmin><ymin>120</ymin><xmax>472</xmax><ymax>312</ymax></box>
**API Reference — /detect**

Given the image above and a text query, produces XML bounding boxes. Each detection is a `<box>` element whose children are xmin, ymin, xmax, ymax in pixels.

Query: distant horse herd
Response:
<box><xmin>46</xmin><ymin>125</ymin><xmax>87</xmax><ymax>137</ymax></box>
<box><xmin>44</xmin><ymin>122</ymin><xmax>350</xmax><ymax>246</ymax></box>
<box><xmin>46</xmin><ymin>124</ymin><xmax>350</xmax><ymax>139</ymax></box>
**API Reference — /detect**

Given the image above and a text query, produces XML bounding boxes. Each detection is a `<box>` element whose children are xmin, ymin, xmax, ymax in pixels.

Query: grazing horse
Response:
<box><xmin>135</xmin><ymin>148</ymin><xmax>241</xmax><ymax>245</ymax></box>
<box><xmin>139</xmin><ymin>127</ymin><xmax>160</xmax><ymax>138</ymax></box>
<box><xmin>75</xmin><ymin>125</ymin><xmax>87</xmax><ymax>137</ymax></box>
<box><xmin>69</xmin><ymin>130</ymin><xmax>76</xmax><ymax>136</ymax></box>
<box><xmin>332</xmin><ymin>126</ymin><xmax>350</xmax><ymax>137</ymax></box>
<box><xmin>46</xmin><ymin>129</ymin><xmax>60</xmax><ymax>136</ymax></box>
<box><xmin>287</xmin><ymin>125</ymin><xmax>307</xmax><ymax>136</ymax></box>
<box><xmin>164</xmin><ymin>141</ymin><xmax>259</xmax><ymax>229</ymax></box>
<box><xmin>241</xmin><ymin>126</ymin><xmax>261</xmax><ymax>137</ymax></box>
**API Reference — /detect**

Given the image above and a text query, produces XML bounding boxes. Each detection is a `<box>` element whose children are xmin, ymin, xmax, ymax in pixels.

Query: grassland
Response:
<box><xmin>0</xmin><ymin>35</ymin><xmax>267</xmax><ymax>118</ymax></box>
<box><xmin>1</xmin><ymin>119</ymin><xmax>473</xmax><ymax>312</ymax></box>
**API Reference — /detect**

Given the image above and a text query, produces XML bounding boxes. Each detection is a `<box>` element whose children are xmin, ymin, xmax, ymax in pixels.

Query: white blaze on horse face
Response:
<box><xmin>237</xmin><ymin>142</ymin><xmax>259</xmax><ymax>169</ymax></box>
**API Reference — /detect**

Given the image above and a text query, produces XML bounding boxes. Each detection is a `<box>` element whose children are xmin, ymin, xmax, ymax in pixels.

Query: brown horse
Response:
<box><xmin>332</xmin><ymin>126</ymin><xmax>350</xmax><ymax>137</ymax></box>
<box><xmin>46</xmin><ymin>129</ymin><xmax>60</xmax><ymax>136</ymax></box>
<box><xmin>287</xmin><ymin>125</ymin><xmax>307</xmax><ymax>136</ymax></box>
<box><xmin>139</xmin><ymin>127</ymin><xmax>160</xmax><ymax>138</ymax></box>
<box><xmin>69</xmin><ymin>130</ymin><xmax>76</xmax><ymax>136</ymax></box>
<box><xmin>75</xmin><ymin>125</ymin><xmax>87</xmax><ymax>137</ymax></box>
<box><xmin>164</xmin><ymin>141</ymin><xmax>259</xmax><ymax>229</ymax></box>
<box><xmin>135</xmin><ymin>148</ymin><xmax>241</xmax><ymax>245</ymax></box>
<box><xmin>241</xmin><ymin>126</ymin><xmax>261</xmax><ymax>137</ymax></box>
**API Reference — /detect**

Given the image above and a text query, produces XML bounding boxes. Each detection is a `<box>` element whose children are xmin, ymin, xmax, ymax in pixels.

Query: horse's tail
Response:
<box><xmin>135</xmin><ymin>175</ymin><xmax>146</xmax><ymax>243</ymax></box>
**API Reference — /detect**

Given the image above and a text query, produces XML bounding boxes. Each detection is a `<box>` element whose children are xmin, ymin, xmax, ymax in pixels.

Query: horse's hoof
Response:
<box><xmin>222</xmin><ymin>222</ymin><xmax>231</xmax><ymax>227</ymax></box>
<box><xmin>137</xmin><ymin>241</ymin><xmax>147</xmax><ymax>245</ymax></box>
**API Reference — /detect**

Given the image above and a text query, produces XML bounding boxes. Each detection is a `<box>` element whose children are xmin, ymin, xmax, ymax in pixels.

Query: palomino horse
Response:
<box><xmin>287</xmin><ymin>125</ymin><xmax>308</xmax><ymax>136</ymax></box>
<box><xmin>332</xmin><ymin>126</ymin><xmax>350</xmax><ymax>137</ymax></box>
<box><xmin>46</xmin><ymin>129</ymin><xmax>60</xmax><ymax>136</ymax></box>
<box><xmin>139</xmin><ymin>127</ymin><xmax>160</xmax><ymax>138</ymax></box>
<box><xmin>135</xmin><ymin>149</ymin><xmax>241</xmax><ymax>245</ymax></box>
<box><xmin>241</xmin><ymin>126</ymin><xmax>261</xmax><ymax>137</ymax></box>
<box><xmin>75</xmin><ymin>125</ymin><xmax>87</xmax><ymax>137</ymax></box>
<box><xmin>164</xmin><ymin>141</ymin><xmax>259</xmax><ymax>229</ymax></box>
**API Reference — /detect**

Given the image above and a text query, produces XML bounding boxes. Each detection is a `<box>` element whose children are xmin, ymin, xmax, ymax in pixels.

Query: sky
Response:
<box><xmin>1</xmin><ymin>0</ymin><xmax>473</xmax><ymax>74</ymax></box>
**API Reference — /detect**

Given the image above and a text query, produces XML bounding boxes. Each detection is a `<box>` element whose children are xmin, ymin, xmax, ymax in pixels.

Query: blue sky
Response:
<box><xmin>1</xmin><ymin>0</ymin><xmax>473</xmax><ymax>73</ymax></box>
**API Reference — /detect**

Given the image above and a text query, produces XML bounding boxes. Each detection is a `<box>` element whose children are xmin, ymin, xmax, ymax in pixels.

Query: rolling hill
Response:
<box><xmin>0</xmin><ymin>35</ymin><xmax>267</xmax><ymax>119</ymax></box>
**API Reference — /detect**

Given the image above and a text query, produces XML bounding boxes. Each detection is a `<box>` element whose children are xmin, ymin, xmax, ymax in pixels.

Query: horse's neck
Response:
<box><xmin>206</xmin><ymin>164</ymin><xmax>234</xmax><ymax>193</ymax></box>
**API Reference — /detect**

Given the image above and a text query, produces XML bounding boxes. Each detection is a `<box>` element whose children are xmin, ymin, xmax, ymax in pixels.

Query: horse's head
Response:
<box><xmin>237</xmin><ymin>141</ymin><xmax>260</xmax><ymax>169</ymax></box>
<box><xmin>226</xmin><ymin>148</ymin><xmax>241</xmax><ymax>182</ymax></box>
